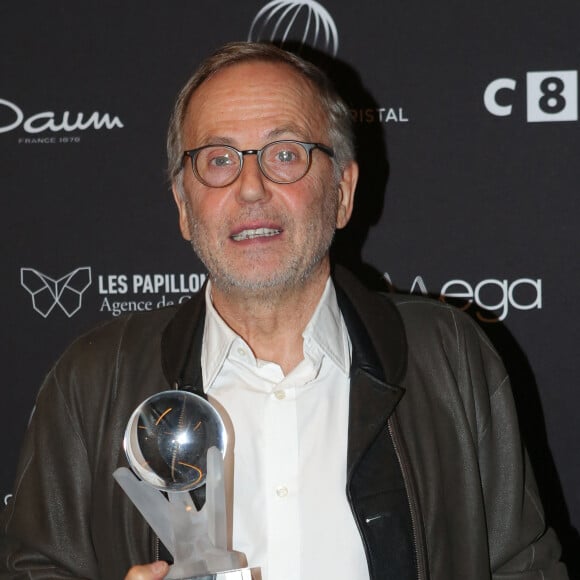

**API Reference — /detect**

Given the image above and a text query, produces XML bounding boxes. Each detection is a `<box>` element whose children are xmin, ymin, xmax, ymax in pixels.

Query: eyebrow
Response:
<box><xmin>266</xmin><ymin>125</ymin><xmax>308</xmax><ymax>140</ymax></box>
<box><xmin>199</xmin><ymin>124</ymin><xmax>310</xmax><ymax>148</ymax></box>
<box><xmin>200</xmin><ymin>135</ymin><xmax>236</xmax><ymax>146</ymax></box>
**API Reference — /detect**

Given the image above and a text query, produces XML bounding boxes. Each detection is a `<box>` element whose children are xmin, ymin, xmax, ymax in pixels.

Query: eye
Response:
<box><xmin>195</xmin><ymin>146</ymin><xmax>239</xmax><ymax>169</ymax></box>
<box><xmin>275</xmin><ymin>149</ymin><xmax>298</xmax><ymax>163</ymax></box>
<box><xmin>208</xmin><ymin>152</ymin><xmax>235</xmax><ymax>167</ymax></box>
<box><xmin>265</xmin><ymin>142</ymin><xmax>304</xmax><ymax>165</ymax></box>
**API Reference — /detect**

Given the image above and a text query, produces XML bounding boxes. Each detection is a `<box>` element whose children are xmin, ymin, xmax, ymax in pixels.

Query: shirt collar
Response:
<box><xmin>302</xmin><ymin>278</ymin><xmax>351</xmax><ymax>376</ymax></box>
<box><xmin>201</xmin><ymin>277</ymin><xmax>351</xmax><ymax>391</ymax></box>
<box><xmin>201</xmin><ymin>281</ymin><xmax>238</xmax><ymax>391</ymax></box>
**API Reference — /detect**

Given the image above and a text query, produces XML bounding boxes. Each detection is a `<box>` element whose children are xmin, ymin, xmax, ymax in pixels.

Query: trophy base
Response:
<box><xmin>179</xmin><ymin>568</ymin><xmax>253</xmax><ymax>580</ymax></box>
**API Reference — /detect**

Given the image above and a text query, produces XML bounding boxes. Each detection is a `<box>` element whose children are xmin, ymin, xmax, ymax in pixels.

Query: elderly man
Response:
<box><xmin>1</xmin><ymin>43</ymin><xmax>568</xmax><ymax>580</ymax></box>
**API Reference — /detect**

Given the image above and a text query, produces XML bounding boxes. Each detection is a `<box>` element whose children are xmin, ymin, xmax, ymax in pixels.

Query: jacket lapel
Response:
<box><xmin>160</xmin><ymin>286</ymin><xmax>206</xmax><ymax>394</ymax></box>
<box><xmin>334</xmin><ymin>266</ymin><xmax>408</xmax><ymax>477</ymax></box>
<box><xmin>346</xmin><ymin>368</ymin><xmax>406</xmax><ymax>480</ymax></box>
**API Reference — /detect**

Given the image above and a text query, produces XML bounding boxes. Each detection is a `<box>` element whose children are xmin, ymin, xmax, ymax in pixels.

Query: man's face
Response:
<box><xmin>172</xmin><ymin>60</ymin><xmax>357</xmax><ymax>296</ymax></box>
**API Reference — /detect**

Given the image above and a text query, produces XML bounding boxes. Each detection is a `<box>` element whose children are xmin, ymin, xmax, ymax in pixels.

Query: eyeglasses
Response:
<box><xmin>183</xmin><ymin>140</ymin><xmax>334</xmax><ymax>188</ymax></box>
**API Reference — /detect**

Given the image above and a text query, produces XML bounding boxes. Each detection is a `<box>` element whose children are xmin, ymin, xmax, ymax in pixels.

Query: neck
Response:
<box><xmin>210</xmin><ymin>263</ymin><xmax>330</xmax><ymax>374</ymax></box>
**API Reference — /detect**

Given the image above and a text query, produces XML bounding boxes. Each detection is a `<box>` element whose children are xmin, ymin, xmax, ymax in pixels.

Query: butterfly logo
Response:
<box><xmin>20</xmin><ymin>267</ymin><xmax>92</xmax><ymax>318</ymax></box>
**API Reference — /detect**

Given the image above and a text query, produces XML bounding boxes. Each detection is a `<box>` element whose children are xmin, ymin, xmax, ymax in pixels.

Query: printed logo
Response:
<box><xmin>351</xmin><ymin>107</ymin><xmax>409</xmax><ymax>124</ymax></box>
<box><xmin>3</xmin><ymin>494</ymin><xmax>12</xmax><ymax>506</ymax></box>
<box><xmin>20</xmin><ymin>267</ymin><xmax>208</xmax><ymax>319</ymax></box>
<box><xmin>248</xmin><ymin>0</ymin><xmax>339</xmax><ymax>56</ymax></box>
<box><xmin>384</xmin><ymin>273</ymin><xmax>542</xmax><ymax>322</ymax></box>
<box><xmin>97</xmin><ymin>272</ymin><xmax>207</xmax><ymax>316</ymax></box>
<box><xmin>21</xmin><ymin>267</ymin><xmax>92</xmax><ymax>318</ymax></box>
<box><xmin>0</xmin><ymin>98</ymin><xmax>123</xmax><ymax>144</ymax></box>
<box><xmin>484</xmin><ymin>70</ymin><xmax>578</xmax><ymax>122</ymax></box>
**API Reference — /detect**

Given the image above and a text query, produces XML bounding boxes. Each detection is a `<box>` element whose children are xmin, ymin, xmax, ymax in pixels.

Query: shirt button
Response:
<box><xmin>276</xmin><ymin>486</ymin><xmax>288</xmax><ymax>498</ymax></box>
<box><xmin>237</xmin><ymin>347</ymin><xmax>246</xmax><ymax>357</ymax></box>
<box><xmin>274</xmin><ymin>389</ymin><xmax>286</xmax><ymax>400</ymax></box>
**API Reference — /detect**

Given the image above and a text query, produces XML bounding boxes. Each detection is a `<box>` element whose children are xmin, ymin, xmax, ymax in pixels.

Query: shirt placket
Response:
<box><xmin>263</xmin><ymin>366</ymin><xmax>311</xmax><ymax>580</ymax></box>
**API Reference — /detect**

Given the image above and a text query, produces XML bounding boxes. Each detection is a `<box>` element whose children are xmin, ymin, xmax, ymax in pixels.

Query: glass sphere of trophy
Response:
<box><xmin>113</xmin><ymin>390</ymin><xmax>255</xmax><ymax>580</ymax></box>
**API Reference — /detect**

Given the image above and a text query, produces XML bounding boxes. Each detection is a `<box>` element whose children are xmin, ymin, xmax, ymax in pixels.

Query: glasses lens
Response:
<box><xmin>261</xmin><ymin>141</ymin><xmax>309</xmax><ymax>183</ymax></box>
<box><xmin>195</xmin><ymin>146</ymin><xmax>240</xmax><ymax>187</ymax></box>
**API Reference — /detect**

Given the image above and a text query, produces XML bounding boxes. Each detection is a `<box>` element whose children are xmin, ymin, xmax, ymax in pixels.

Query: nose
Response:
<box><xmin>235</xmin><ymin>154</ymin><xmax>270</xmax><ymax>204</ymax></box>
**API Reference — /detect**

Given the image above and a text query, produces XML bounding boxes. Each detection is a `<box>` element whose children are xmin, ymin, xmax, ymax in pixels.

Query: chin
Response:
<box><xmin>211</xmin><ymin>260</ymin><xmax>327</xmax><ymax>296</ymax></box>
<box><xmin>213</xmin><ymin>273</ymin><xmax>292</xmax><ymax>293</ymax></box>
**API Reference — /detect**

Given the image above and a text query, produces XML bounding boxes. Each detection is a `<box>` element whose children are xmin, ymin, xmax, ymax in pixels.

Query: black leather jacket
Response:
<box><xmin>0</xmin><ymin>267</ymin><xmax>568</xmax><ymax>579</ymax></box>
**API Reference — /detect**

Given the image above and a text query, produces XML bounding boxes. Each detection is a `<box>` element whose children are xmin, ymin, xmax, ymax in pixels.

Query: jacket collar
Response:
<box><xmin>333</xmin><ymin>265</ymin><xmax>407</xmax><ymax>385</ymax></box>
<box><xmin>160</xmin><ymin>266</ymin><xmax>409</xmax><ymax>471</ymax></box>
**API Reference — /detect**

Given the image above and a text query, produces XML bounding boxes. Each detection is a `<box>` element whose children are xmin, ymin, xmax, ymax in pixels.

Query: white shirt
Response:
<box><xmin>201</xmin><ymin>279</ymin><xmax>369</xmax><ymax>580</ymax></box>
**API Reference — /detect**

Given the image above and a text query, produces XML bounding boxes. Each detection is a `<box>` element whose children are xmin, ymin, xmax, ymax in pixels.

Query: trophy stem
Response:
<box><xmin>114</xmin><ymin>449</ymin><xmax>247</xmax><ymax>578</ymax></box>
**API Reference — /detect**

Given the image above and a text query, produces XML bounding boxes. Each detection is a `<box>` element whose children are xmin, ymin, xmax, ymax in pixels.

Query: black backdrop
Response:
<box><xmin>2</xmin><ymin>1</ymin><xmax>579</xmax><ymax>572</ymax></box>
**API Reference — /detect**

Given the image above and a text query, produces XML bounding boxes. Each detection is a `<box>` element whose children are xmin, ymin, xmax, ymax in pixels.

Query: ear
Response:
<box><xmin>171</xmin><ymin>181</ymin><xmax>192</xmax><ymax>240</ymax></box>
<box><xmin>335</xmin><ymin>160</ymin><xmax>358</xmax><ymax>229</ymax></box>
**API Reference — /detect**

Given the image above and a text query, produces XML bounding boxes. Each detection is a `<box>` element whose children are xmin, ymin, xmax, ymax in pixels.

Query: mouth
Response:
<box><xmin>231</xmin><ymin>227</ymin><xmax>282</xmax><ymax>241</ymax></box>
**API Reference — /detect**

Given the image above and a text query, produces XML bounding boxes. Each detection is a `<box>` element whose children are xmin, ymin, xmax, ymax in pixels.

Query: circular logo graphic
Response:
<box><xmin>249</xmin><ymin>0</ymin><xmax>339</xmax><ymax>56</ymax></box>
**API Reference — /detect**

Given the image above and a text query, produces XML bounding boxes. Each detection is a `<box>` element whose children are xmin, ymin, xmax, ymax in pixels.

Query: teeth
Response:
<box><xmin>232</xmin><ymin>228</ymin><xmax>281</xmax><ymax>241</ymax></box>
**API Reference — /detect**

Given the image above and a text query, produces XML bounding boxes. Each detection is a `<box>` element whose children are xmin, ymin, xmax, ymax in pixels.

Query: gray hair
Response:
<box><xmin>167</xmin><ymin>41</ymin><xmax>355</xmax><ymax>185</ymax></box>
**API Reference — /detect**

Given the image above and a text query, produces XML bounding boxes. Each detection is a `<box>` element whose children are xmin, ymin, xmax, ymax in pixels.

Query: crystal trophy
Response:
<box><xmin>113</xmin><ymin>390</ymin><xmax>255</xmax><ymax>580</ymax></box>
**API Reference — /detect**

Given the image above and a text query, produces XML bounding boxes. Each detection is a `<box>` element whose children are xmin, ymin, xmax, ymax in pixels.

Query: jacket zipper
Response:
<box><xmin>388</xmin><ymin>417</ymin><xmax>428</xmax><ymax>580</ymax></box>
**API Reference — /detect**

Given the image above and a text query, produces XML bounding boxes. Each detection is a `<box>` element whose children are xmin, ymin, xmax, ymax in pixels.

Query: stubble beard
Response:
<box><xmin>184</xmin><ymin>188</ymin><xmax>339</xmax><ymax>301</ymax></box>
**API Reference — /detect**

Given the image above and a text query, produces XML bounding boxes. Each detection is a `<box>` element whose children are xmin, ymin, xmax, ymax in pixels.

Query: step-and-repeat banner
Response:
<box><xmin>2</xmin><ymin>0</ymin><xmax>579</xmax><ymax>571</ymax></box>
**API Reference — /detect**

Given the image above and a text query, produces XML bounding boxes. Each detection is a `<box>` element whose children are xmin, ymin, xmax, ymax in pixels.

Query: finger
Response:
<box><xmin>125</xmin><ymin>560</ymin><xmax>169</xmax><ymax>579</ymax></box>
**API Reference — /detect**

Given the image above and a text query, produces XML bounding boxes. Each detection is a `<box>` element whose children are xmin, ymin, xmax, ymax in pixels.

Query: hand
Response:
<box><xmin>124</xmin><ymin>561</ymin><xmax>169</xmax><ymax>579</ymax></box>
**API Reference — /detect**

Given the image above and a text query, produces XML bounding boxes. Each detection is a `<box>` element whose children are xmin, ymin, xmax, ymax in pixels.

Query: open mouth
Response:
<box><xmin>231</xmin><ymin>227</ymin><xmax>282</xmax><ymax>241</ymax></box>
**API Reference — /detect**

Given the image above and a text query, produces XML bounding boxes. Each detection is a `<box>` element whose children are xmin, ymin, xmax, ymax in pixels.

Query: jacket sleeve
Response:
<box><xmin>1</xmin><ymin>310</ymin><xmax>175</xmax><ymax>579</ymax></box>
<box><xmin>463</xmin><ymin>317</ymin><xmax>568</xmax><ymax>579</ymax></box>
<box><xmin>0</xmin><ymin>365</ymin><xmax>99</xmax><ymax>579</ymax></box>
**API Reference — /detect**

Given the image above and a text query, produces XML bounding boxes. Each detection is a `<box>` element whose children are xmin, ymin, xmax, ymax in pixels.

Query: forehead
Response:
<box><xmin>182</xmin><ymin>60</ymin><xmax>327</xmax><ymax>144</ymax></box>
